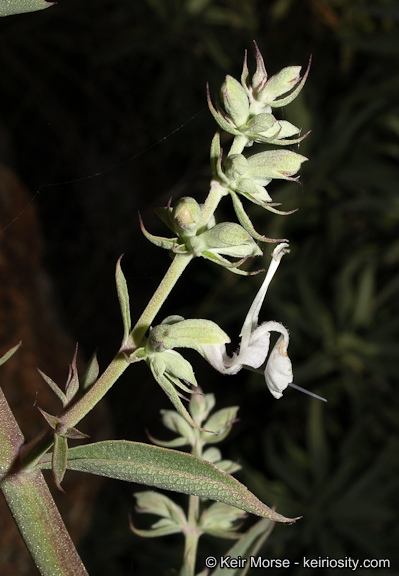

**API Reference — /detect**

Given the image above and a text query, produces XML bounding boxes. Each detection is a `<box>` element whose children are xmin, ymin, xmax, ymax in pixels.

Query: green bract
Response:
<box><xmin>144</xmin><ymin>317</ymin><xmax>230</xmax><ymax>428</ymax></box>
<box><xmin>146</xmin><ymin>348</ymin><xmax>200</xmax><ymax>429</ymax></box>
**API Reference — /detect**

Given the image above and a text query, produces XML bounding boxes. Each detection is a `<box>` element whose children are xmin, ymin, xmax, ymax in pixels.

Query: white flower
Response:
<box><xmin>200</xmin><ymin>243</ymin><xmax>293</xmax><ymax>398</ymax></box>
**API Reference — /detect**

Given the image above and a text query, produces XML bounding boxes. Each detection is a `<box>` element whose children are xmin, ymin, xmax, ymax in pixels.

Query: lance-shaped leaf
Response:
<box><xmin>53</xmin><ymin>434</ymin><xmax>68</xmax><ymax>492</ymax></box>
<box><xmin>0</xmin><ymin>341</ymin><xmax>21</xmax><ymax>366</ymax></box>
<box><xmin>0</xmin><ymin>0</ymin><xmax>54</xmax><ymax>17</ymax></box>
<box><xmin>38</xmin><ymin>440</ymin><xmax>299</xmax><ymax>522</ymax></box>
<box><xmin>139</xmin><ymin>212</ymin><xmax>181</xmax><ymax>251</ymax></box>
<box><xmin>116</xmin><ymin>256</ymin><xmax>132</xmax><ymax>348</ymax></box>
<box><xmin>65</xmin><ymin>343</ymin><xmax>79</xmax><ymax>404</ymax></box>
<box><xmin>37</xmin><ymin>368</ymin><xmax>67</xmax><ymax>406</ymax></box>
<box><xmin>80</xmin><ymin>350</ymin><xmax>100</xmax><ymax>391</ymax></box>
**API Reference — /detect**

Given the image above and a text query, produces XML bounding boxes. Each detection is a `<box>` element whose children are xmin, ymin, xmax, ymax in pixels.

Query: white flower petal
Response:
<box><xmin>238</xmin><ymin>324</ymin><xmax>270</xmax><ymax>368</ymax></box>
<box><xmin>264</xmin><ymin>333</ymin><xmax>293</xmax><ymax>399</ymax></box>
<box><xmin>240</xmin><ymin>243</ymin><xmax>289</xmax><ymax>349</ymax></box>
<box><xmin>200</xmin><ymin>344</ymin><xmax>241</xmax><ymax>375</ymax></box>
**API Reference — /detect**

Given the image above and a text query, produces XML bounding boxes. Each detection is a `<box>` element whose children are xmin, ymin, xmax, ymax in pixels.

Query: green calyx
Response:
<box><xmin>146</xmin><ymin>316</ymin><xmax>230</xmax><ymax>354</ymax></box>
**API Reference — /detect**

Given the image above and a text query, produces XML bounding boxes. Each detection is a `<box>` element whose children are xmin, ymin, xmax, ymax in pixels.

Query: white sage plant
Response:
<box><xmin>0</xmin><ymin>40</ymin><xmax>317</xmax><ymax>576</ymax></box>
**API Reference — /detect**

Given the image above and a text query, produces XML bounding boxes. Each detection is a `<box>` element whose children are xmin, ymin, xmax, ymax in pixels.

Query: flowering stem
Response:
<box><xmin>131</xmin><ymin>252</ymin><xmax>193</xmax><ymax>347</ymax></box>
<box><xmin>198</xmin><ymin>180</ymin><xmax>225</xmax><ymax>230</ymax></box>
<box><xmin>20</xmin><ymin>253</ymin><xmax>194</xmax><ymax>469</ymax></box>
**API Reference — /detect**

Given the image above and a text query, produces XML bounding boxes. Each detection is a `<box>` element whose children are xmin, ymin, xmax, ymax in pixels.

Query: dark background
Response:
<box><xmin>1</xmin><ymin>0</ymin><xmax>399</xmax><ymax>574</ymax></box>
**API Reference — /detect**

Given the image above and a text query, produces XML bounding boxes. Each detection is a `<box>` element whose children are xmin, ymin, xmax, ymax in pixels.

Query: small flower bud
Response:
<box><xmin>244</xmin><ymin>112</ymin><xmax>277</xmax><ymax>138</ymax></box>
<box><xmin>224</xmin><ymin>154</ymin><xmax>248</xmax><ymax>180</ymax></box>
<box><xmin>221</xmin><ymin>75</ymin><xmax>250</xmax><ymax>127</ymax></box>
<box><xmin>191</xmin><ymin>222</ymin><xmax>262</xmax><ymax>259</ymax></box>
<box><xmin>172</xmin><ymin>197</ymin><xmax>202</xmax><ymax>236</ymax></box>
<box><xmin>247</xmin><ymin>149</ymin><xmax>307</xmax><ymax>181</ymax></box>
<box><xmin>257</xmin><ymin>66</ymin><xmax>302</xmax><ymax>104</ymax></box>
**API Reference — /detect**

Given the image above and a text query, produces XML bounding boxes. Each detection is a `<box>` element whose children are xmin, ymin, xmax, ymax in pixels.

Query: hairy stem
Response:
<box><xmin>20</xmin><ymin>253</ymin><xmax>193</xmax><ymax>468</ymax></box>
<box><xmin>228</xmin><ymin>135</ymin><xmax>247</xmax><ymax>156</ymax></box>
<box><xmin>1</xmin><ymin>388</ymin><xmax>86</xmax><ymax>575</ymax></box>
<box><xmin>181</xmin><ymin>498</ymin><xmax>201</xmax><ymax>576</ymax></box>
<box><xmin>132</xmin><ymin>252</ymin><xmax>193</xmax><ymax>347</ymax></box>
<box><xmin>198</xmin><ymin>180</ymin><xmax>225</xmax><ymax>231</ymax></box>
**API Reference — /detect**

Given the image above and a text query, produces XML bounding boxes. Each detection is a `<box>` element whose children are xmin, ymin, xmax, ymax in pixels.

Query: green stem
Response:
<box><xmin>198</xmin><ymin>180</ymin><xmax>225</xmax><ymax>231</ymax></box>
<box><xmin>1</xmin><ymin>387</ymin><xmax>86</xmax><ymax>575</ymax></box>
<box><xmin>181</xmin><ymin>498</ymin><xmax>201</xmax><ymax>576</ymax></box>
<box><xmin>131</xmin><ymin>252</ymin><xmax>193</xmax><ymax>347</ymax></box>
<box><xmin>21</xmin><ymin>253</ymin><xmax>193</xmax><ymax>468</ymax></box>
<box><xmin>2</xmin><ymin>470</ymin><xmax>88</xmax><ymax>576</ymax></box>
<box><xmin>179</xmin><ymin>439</ymin><xmax>204</xmax><ymax>576</ymax></box>
<box><xmin>19</xmin><ymin>352</ymin><xmax>129</xmax><ymax>468</ymax></box>
<box><xmin>228</xmin><ymin>135</ymin><xmax>247</xmax><ymax>156</ymax></box>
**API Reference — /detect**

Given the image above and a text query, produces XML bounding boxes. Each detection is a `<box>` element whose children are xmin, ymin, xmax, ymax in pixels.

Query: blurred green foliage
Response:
<box><xmin>1</xmin><ymin>0</ymin><xmax>399</xmax><ymax>574</ymax></box>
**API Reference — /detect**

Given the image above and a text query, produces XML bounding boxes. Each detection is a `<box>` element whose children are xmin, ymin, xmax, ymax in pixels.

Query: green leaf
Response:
<box><xmin>0</xmin><ymin>341</ymin><xmax>21</xmax><ymax>366</ymax></box>
<box><xmin>53</xmin><ymin>434</ymin><xmax>68</xmax><ymax>492</ymax></box>
<box><xmin>39</xmin><ymin>440</ymin><xmax>299</xmax><ymax>522</ymax></box>
<box><xmin>37</xmin><ymin>368</ymin><xmax>67</xmax><ymax>406</ymax></box>
<box><xmin>65</xmin><ymin>344</ymin><xmax>79</xmax><ymax>404</ymax></box>
<box><xmin>210</xmin><ymin>517</ymin><xmax>274</xmax><ymax>576</ymax></box>
<box><xmin>115</xmin><ymin>256</ymin><xmax>132</xmax><ymax>348</ymax></box>
<box><xmin>0</xmin><ymin>0</ymin><xmax>54</xmax><ymax>17</ymax></box>
<box><xmin>80</xmin><ymin>351</ymin><xmax>100</xmax><ymax>391</ymax></box>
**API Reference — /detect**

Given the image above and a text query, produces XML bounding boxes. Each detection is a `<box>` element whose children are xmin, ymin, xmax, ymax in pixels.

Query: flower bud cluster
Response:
<box><xmin>140</xmin><ymin>196</ymin><xmax>263</xmax><ymax>275</ymax></box>
<box><xmin>208</xmin><ymin>42</ymin><xmax>310</xmax><ymax>148</ymax></box>
<box><xmin>205</xmin><ymin>42</ymin><xmax>310</xmax><ymax>241</ymax></box>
